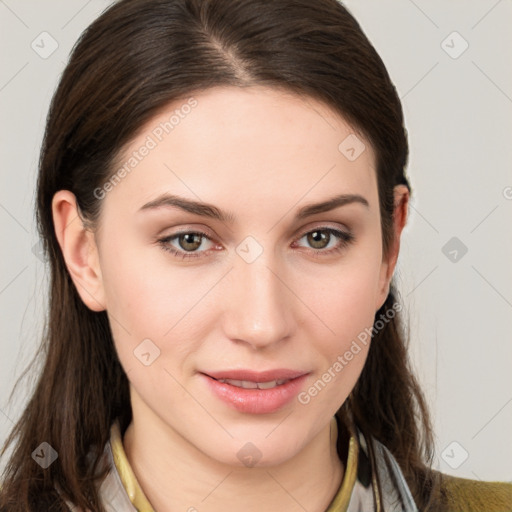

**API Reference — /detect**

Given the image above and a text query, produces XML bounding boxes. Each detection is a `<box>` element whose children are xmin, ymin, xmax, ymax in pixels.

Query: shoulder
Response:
<box><xmin>436</xmin><ymin>471</ymin><xmax>512</xmax><ymax>512</ymax></box>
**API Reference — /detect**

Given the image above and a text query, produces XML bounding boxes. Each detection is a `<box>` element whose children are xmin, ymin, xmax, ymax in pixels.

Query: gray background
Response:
<box><xmin>1</xmin><ymin>0</ymin><xmax>511</xmax><ymax>481</ymax></box>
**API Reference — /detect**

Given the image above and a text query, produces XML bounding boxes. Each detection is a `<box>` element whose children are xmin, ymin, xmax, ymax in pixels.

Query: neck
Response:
<box><xmin>123</xmin><ymin>399</ymin><xmax>344</xmax><ymax>512</ymax></box>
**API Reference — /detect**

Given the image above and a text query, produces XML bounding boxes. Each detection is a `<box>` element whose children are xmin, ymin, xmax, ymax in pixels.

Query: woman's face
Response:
<box><xmin>87</xmin><ymin>86</ymin><xmax>396</xmax><ymax>466</ymax></box>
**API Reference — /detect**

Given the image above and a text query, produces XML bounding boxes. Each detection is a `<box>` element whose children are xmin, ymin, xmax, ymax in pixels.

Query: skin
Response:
<box><xmin>53</xmin><ymin>86</ymin><xmax>409</xmax><ymax>512</ymax></box>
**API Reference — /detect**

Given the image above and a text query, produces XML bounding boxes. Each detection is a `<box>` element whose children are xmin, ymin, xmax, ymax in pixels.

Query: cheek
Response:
<box><xmin>99</xmin><ymin>239</ymin><xmax>221</xmax><ymax>385</ymax></box>
<box><xmin>312</xmin><ymin>274</ymin><xmax>376</xmax><ymax>383</ymax></box>
<box><xmin>295</xmin><ymin>279</ymin><xmax>376</xmax><ymax>416</ymax></box>
<box><xmin>299</xmin><ymin>249</ymin><xmax>382</xmax><ymax>340</ymax></box>
<box><xmin>100</xmin><ymin>237</ymin><xmax>191</xmax><ymax>334</ymax></box>
<box><xmin>97</xmin><ymin>240</ymin><xmax>180</xmax><ymax>364</ymax></box>
<box><xmin>101</xmin><ymin>252</ymin><xmax>195</xmax><ymax>406</ymax></box>
<box><xmin>295</xmin><ymin>243</ymin><xmax>382</xmax><ymax>396</ymax></box>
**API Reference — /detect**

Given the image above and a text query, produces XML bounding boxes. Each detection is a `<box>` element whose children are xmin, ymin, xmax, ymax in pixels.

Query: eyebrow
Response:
<box><xmin>138</xmin><ymin>193</ymin><xmax>369</xmax><ymax>223</ymax></box>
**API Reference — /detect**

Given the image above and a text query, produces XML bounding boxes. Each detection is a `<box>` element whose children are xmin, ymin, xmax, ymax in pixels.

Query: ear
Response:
<box><xmin>375</xmin><ymin>185</ymin><xmax>409</xmax><ymax>311</ymax></box>
<box><xmin>52</xmin><ymin>190</ymin><xmax>106</xmax><ymax>312</ymax></box>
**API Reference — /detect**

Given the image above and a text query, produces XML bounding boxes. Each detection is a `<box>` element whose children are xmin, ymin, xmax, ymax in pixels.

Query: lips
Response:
<box><xmin>200</xmin><ymin>369</ymin><xmax>310</xmax><ymax>414</ymax></box>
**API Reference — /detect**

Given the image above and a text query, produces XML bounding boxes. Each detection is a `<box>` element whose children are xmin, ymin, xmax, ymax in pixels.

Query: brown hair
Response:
<box><xmin>1</xmin><ymin>0</ymin><xmax>442</xmax><ymax>509</ymax></box>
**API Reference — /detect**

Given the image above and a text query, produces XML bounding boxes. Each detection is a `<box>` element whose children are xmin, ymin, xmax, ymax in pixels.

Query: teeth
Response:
<box><xmin>240</xmin><ymin>380</ymin><xmax>258</xmax><ymax>389</ymax></box>
<box><xmin>217</xmin><ymin>378</ymin><xmax>289</xmax><ymax>389</ymax></box>
<box><xmin>256</xmin><ymin>380</ymin><xmax>278</xmax><ymax>389</ymax></box>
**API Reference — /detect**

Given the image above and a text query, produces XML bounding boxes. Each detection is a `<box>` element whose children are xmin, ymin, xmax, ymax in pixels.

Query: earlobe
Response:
<box><xmin>376</xmin><ymin>185</ymin><xmax>409</xmax><ymax>311</ymax></box>
<box><xmin>52</xmin><ymin>190</ymin><xmax>106</xmax><ymax>312</ymax></box>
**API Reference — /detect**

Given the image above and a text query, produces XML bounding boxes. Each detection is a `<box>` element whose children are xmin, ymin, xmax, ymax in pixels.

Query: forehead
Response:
<box><xmin>101</xmin><ymin>86</ymin><xmax>378</xmax><ymax>219</ymax></box>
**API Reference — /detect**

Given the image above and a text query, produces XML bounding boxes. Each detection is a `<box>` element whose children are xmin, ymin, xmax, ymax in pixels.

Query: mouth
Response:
<box><xmin>199</xmin><ymin>369</ymin><xmax>310</xmax><ymax>414</ymax></box>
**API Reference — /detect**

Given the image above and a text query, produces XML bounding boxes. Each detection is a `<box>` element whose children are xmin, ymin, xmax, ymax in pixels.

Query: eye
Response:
<box><xmin>293</xmin><ymin>227</ymin><xmax>355</xmax><ymax>257</ymax></box>
<box><xmin>158</xmin><ymin>230</ymin><xmax>217</xmax><ymax>259</ymax></box>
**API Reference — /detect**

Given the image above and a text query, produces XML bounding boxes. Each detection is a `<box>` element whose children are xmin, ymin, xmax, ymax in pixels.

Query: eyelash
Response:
<box><xmin>157</xmin><ymin>227</ymin><xmax>355</xmax><ymax>260</ymax></box>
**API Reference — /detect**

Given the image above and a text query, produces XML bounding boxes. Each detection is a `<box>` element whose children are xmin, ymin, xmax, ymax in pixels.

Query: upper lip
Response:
<box><xmin>203</xmin><ymin>369</ymin><xmax>309</xmax><ymax>382</ymax></box>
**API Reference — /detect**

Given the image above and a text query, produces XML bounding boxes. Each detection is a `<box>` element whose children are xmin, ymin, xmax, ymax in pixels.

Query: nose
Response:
<box><xmin>221</xmin><ymin>249</ymin><xmax>294</xmax><ymax>350</ymax></box>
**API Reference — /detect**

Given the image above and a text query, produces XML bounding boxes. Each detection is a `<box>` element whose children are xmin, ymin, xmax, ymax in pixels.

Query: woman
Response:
<box><xmin>1</xmin><ymin>0</ymin><xmax>511</xmax><ymax>510</ymax></box>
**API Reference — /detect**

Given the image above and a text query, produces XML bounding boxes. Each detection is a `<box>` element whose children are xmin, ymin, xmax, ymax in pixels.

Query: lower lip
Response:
<box><xmin>201</xmin><ymin>373</ymin><xmax>309</xmax><ymax>414</ymax></box>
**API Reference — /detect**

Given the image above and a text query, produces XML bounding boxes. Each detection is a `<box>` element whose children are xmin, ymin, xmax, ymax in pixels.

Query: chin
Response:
<box><xmin>210</xmin><ymin>437</ymin><xmax>301</xmax><ymax>469</ymax></box>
